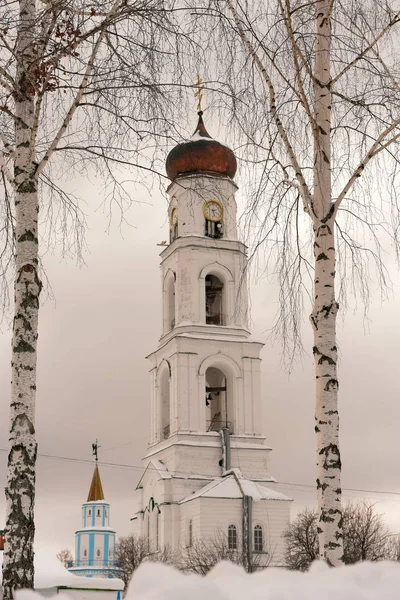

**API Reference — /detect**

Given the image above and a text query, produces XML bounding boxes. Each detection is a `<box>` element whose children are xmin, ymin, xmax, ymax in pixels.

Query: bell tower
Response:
<box><xmin>132</xmin><ymin>111</ymin><xmax>291</xmax><ymax>565</ymax></box>
<box><xmin>148</xmin><ymin>111</ymin><xmax>263</xmax><ymax>453</ymax></box>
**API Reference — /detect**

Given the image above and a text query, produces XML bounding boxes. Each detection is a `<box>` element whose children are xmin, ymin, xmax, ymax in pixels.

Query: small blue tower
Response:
<box><xmin>69</xmin><ymin>446</ymin><xmax>123</xmax><ymax>581</ymax></box>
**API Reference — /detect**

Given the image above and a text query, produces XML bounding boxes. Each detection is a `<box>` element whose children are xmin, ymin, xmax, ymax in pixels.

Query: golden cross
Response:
<box><xmin>194</xmin><ymin>75</ymin><xmax>204</xmax><ymax>112</ymax></box>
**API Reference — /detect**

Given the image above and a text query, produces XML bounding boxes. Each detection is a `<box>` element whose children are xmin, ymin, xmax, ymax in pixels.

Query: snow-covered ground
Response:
<box><xmin>0</xmin><ymin>551</ymin><xmax>123</xmax><ymax>600</ymax></box>
<box><xmin>125</xmin><ymin>560</ymin><xmax>400</xmax><ymax>600</ymax></box>
<box><xmin>1</xmin><ymin>557</ymin><xmax>400</xmax><ymax>599</ymax></box>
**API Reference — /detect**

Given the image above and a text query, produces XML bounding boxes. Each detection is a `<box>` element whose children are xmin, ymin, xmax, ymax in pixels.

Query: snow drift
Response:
<box><xmin>126</xmin><ymin>559</ymin><xmax>400</xmax><ymax>600</ymax></box>
<box><xmin>2</xmin><ymin>558</ymin><xmax>400</xmax><ymax>600</ymax></box>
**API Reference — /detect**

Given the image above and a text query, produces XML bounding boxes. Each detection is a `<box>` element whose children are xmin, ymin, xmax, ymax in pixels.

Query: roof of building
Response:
<box><xmin>87</xmin><ymin>463</ymin><xmax>105</xmax><ymax>502</ymax></box>
<box><xmin>179</xmin><ymin>470</ymin><xmax>292</xmax><ymax>504</ymax></box>
<box><xmin>0</xmin><ymin>551</ymin><xmax>124</xmax><ymax>591</ymax></box>
<box><xmin>165</xmin><ymin>112</ymin><xmax>237</xmax><ymax>181</ymax></box>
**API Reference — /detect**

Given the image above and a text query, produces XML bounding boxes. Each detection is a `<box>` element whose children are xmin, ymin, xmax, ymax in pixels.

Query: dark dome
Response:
<box><xmin>166</xmin><ymin>112</ymin><xmax>237</xmax><ymax>181</ymax></box>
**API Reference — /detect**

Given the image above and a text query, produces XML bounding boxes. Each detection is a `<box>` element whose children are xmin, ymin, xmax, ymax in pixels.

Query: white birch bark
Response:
<box><xmin>0</xmin><ymin>1</ymin><xmax>191</xmax><ymax>593</ymax></box>
<box><xmin>2</xmin><ymin>1</ymin><xmax>40</xmax><ymax>597</ymax></box>
<box><xmin>311</xmin><ymin>0</ymin><xmax>343</xmax><ymax>566</ymax></box>
<box><xmin>222</xmin><ymin>0</ymin><xmax>400</xmax><ymax>568</ymax></box>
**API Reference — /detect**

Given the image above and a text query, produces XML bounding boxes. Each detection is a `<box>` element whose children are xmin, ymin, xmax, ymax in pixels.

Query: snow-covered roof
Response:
<box><xmin>179</xmin><ymin>471</ymin><xmax>292</xmax><ymax>504</ymax></box>
<box><xmin>0</xmin><ymin>552</ymin><xmax>124</xmax><ymax>591</ymax></box>
<box><xmin>145</xmin><ymin>438</ymin><xmax>273</xmax><ymax>458</ymax></box>
<box><xmin>75</xmin><ymin>526</ymin><xmax>116</xmax><ymax>534</ymax></box>
<box><xmin>136</xmin><ymin>459</ymin><xmax>172</xmax><ymax>489</ymax></box>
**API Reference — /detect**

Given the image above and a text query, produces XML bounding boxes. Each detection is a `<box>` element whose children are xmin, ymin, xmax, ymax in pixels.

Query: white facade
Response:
<box><xmin>133</xmin><ymin>125</ymin><xmax>291</xmax><ymax>567</ymax></box>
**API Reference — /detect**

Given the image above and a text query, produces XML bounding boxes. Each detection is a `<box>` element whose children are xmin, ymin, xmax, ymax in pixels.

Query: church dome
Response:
<box><xmin>166</xmin><ymin>112</ymin><xmax>237</xmax><ymax>181</ymax></box>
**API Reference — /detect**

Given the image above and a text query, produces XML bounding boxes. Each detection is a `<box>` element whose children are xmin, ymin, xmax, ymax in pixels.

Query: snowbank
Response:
<box><xmin>126</xmin><ymin>559</ymin><xmax>400</xmax><ymax>600</ymax></box>
<box><xmin>0</xmin><ymin>552</ymin><xmax>123</xmax><ymax>591</ymax></box>
<box><xmin>3</xmin><ymin>557</ymin><xmax>400</xmax><ymax>600</ymax></box>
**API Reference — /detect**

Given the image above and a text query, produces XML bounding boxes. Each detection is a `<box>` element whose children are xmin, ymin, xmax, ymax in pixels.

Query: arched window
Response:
<box><xmin>188</xmin><ymin>519</ymin><xmax>193</xmax><ymax>548</ymax></box>
<box><xmin>205</xmin><ymin>366</ymin><xmax>231</xmax><ymax>433</ymax></box>
<box><xmin>205</xmin><ymin>274</ymin><xmax>224</xmax><ymax>325</ymax></box>
<box><xmin>83</xmin><ymin>549</ymin><xmax>87</xmax><ymax>557</ymax></box>
<box><xmin>88</xmin><ymin>509</ymin><xmax>91</xmax><ymax>516</ymax></box>
<box><xmin>160</xmin><ymin>367</ymin><xmax>171</xmax><ymax>439</ymax></box>
<box><xmin>170</xmin><ymin>206</ymin><xmax>178</xmax><ymax>242</ymax></box>
<box><xmin>228</xmin><ymin>524</ymin><xmax>237</xmax><ymax>550</ymax></box>
<box><xmin>156</xmin><ymin>512</ymin><xmax>159</xmax><ymax>551</ymax></box>
<box><xmin>97</xmin><ymin>509</ymin><xmax>101</xmax><ymax>517</ymax></box>
<box><xmin>254</xmin><ymin>525</ymin><xmax>263</xmax><ymax>552</ymax></box>
<box><xmin>167</xmin><ymin>273</ymin><xmax>176</xmax><ymax>330</ymax></box>
<box><xmin>97</xmin><ymin>549</ymin><xmax>101</xmax><ymax>557</ymax></box>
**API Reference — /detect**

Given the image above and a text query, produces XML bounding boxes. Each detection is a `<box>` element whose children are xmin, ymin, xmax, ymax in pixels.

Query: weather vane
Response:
<box><xmin>194</xmin><ymin>75</ymin><xmax>204</xmax><ymax>113</ymax></box>
<box><xmin>92</xmin><ymin>439</ymin><xmax>100</xmax><ymax>462</ymax></box>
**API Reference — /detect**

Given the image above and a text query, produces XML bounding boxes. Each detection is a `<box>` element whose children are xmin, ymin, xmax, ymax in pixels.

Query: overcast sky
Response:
<box><xmin>0</xmin><ymin>155</ymin><xmax>400</xmax><ymax>557</ymax></box>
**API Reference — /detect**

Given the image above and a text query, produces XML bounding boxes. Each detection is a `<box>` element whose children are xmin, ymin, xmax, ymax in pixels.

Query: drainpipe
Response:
<box><xmin>242</xmin><ymin>495</ymin><xmax>253</xmax><ymax>572</ymax></box>
<box><xmin>231</xmin><ymin>471</ymin><xmax>253</xmax><ymax>573</ymax></box>
<box><xmin>220</xmin><ymin>427</ymin><xmax>231</xmax><ymax>473</ymax></box>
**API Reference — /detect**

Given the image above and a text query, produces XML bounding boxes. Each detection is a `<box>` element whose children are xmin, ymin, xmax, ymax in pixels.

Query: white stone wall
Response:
<box><xmin>167</xmin><ymin>174</ymin><xmax>238</xmax><ymax>240</ymax></box>
<box><xmin>252</xmin><ymin>498</ymin><xmax>290</xmax><ymax>566</ymax></box>
<box><xmin>77</xmin><ymin>533</ymin><xmax>89</xmax><ymax>562</ymax></box>
<box><xmin>144</xmin><ymin>436</ymin><xmax>273</xmax><ymax>481</ymax></box>
<box><xmin>147</xmin><ymin>335</ymin><xmax>265</xmax><ymax>446</ymax></box>
<box><xmin>181</xmin><ymin>497</ymin><xmax>290</xmax><ymax>566</ymax></box>
<box><xmin>160</xmin><ymin>238</ymin><xmax>249</xmax><ymax>333</ymax></box>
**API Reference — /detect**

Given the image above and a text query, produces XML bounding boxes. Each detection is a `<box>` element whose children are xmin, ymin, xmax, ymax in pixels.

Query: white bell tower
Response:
<box><xmin>132</xmin><ymin>112</ymin><xmax>291</xmax><ymax>567</ymax></box>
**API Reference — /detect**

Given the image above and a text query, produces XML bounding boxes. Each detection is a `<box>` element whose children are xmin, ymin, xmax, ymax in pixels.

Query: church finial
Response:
<box><xmin>92</xmin><ymin>439</ymin><xmax>100</xmax><ymax>462</ymax></box>
<box><xmin>194</xmin><ymin>75</ymin><xmax>204</xmax><ymax>114</ymax></box>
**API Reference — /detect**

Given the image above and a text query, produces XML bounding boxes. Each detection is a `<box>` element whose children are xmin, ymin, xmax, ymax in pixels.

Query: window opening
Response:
<box><xmin>88</xmin><ymin>509</ymin><xmax>91</xmax><ymax>516</ymax></box>
<box><xmin>254</xmin><ymin>525</ymin><xmax>263</xmax><ymax>552</ymax></box>
<box><xmin>83</xmin><ymin>549</ymin><xmax>87</xmax><ymax>557</ymax></box>
<box><xmin>160</xmin><ymin>368</ymin><xmax>171</xmax><ymax>440</ymax></box>
<box><xmin>97</xmin><ymin>509</ymin><xmax>101</xmax><ymax>517</ymax></box>
<box><xmin>167</xmin><ymin>273</ymin><xmax>176</xmax><ymax>331</ymax></box>
<box><xmin>170</xmin><ymin>207</ymin><xmax>178</xmax><ymax>242</ymax></box>
<box><xmin>205</xmin><ymin>274</ymin><xmax>224</xmax><ymax>325</ymax></box>
<box><xmin>188</xmin><ymin>519</ymin><xmax>193</xmax><ymax>548</ymax></box>
<box><xmin>97</xmin><ymin>549</ymin><xmax>101</xmax><ymax>557</ymax></box>
<box><xmin>205</xmin><ymin>219</ymin><xmax>223</xmax><ymax>239</ymax></box>
<box><xmin>156</xmin><ymin>512</ymin><xmax>159</xmax><ymax>551</ymax></box>
<box><xmin>206</xmin><ymin>367</ymin><xmax>231</xmax><ymax>433</ymax></box>
<box><xmin>228</xmin><ymin>524</ymin><xmax>237</xmax><ymax>550</ymax></box>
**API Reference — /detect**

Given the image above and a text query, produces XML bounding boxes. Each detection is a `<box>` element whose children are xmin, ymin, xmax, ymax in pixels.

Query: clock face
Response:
<box><xmin>203</xmin><ymin>200</ymin><xmax>223</xmax><ymax>222</ymax></box>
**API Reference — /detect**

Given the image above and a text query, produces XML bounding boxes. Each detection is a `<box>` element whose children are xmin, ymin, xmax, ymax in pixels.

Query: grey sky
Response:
<box><xmin>1</xmin><ymin>170</ymin><xmax>400</xmax><ymax>556</ymax></box>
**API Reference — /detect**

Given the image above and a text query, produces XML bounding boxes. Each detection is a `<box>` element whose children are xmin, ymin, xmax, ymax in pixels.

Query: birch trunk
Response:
<box><xmin>311</xmin><ymin>0</ymin><xmax>343</xmax><ymax>566</ymax></box>
<box><xmin>2</xmin><ymin>0</ymin><xmax>40</xmax><ymax>596</ymax></box>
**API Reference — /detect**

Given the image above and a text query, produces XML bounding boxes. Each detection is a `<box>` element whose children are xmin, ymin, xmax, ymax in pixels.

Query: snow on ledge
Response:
<box><xmin>124</xmin><ymin>560</ymin><xmax>400</xmax><ymax>600</ymax></box>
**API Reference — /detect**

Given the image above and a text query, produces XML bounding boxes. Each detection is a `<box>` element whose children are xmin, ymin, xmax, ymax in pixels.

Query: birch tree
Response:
<box><xmin>0</xmin><ymin>1</ymin><xmax>192</xmax><ymax>596</ymax></box>
<box><xmin>194</xmin><ymin>0</ymin><xmax>400</xmax><ymax>565</ymax></box>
